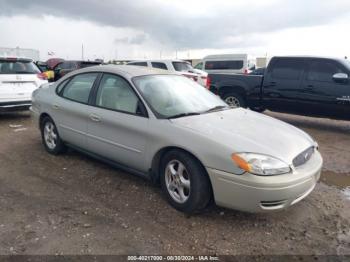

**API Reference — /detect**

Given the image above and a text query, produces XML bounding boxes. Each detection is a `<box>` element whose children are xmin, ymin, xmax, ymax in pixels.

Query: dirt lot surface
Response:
<box><xmin>0</xmin><ymin>111</ymin><xmax>349</xmax><ymax>256</ymax></box>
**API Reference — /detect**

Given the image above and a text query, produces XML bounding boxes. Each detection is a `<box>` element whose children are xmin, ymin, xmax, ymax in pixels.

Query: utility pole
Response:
<box><xmin>81</xmin><ymin>43</ymin><xmax>84</xmax><ymax>60</ymax></box>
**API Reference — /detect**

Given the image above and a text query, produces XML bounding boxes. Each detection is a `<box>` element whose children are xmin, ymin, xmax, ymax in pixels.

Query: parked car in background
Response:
<box><xmin>127</xmin><ymin>59</ymin><xmax>208</xmax><ymax>87</ymax></box>
<box><xmin>36</xmin><ymin>61</ymin><xmax>55</xmax><ymax>82</ymax></box>
<box><xmin>195</xmin><ymin>54</ymin><xmax>255</xmax><ymax>75</ymax></box>
<box><xmin>53</xmin><ymin>60</ymin><xmax>102</xmax><ymax>81</ymax></box>
<box><xmin>249</xmin><ymin>67</ymin><xmax>265</xmax><ymax>76</ymax></box>
<box><xmin>207</xmin><ymin>56</ymin><xmax>350</xmax><ymax>120</ymax></box>
<box><xmin>46</xmin><ymin>58</ymin><xmax>64</xmax><ymax>70</ymax></box>
<box><xmin>0</xmin><ymin>57</ymin><xmax>47</xmax><ymax>111</ymax></box>
<box><xmin>31</xmin><ymin>65</ymin><xmax>322</xmax><ymax>213</ymax></box>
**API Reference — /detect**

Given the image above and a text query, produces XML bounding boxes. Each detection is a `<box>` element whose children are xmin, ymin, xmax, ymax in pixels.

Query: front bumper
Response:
<box><xmin>207</xmin><ymin>150</ymin><xmax>323</xmax><ymax>213</ymax></box>
<box><xmin>0</xmin><ymin>100</ymin><xmax>31</xmax><ymax>112</ymax></box>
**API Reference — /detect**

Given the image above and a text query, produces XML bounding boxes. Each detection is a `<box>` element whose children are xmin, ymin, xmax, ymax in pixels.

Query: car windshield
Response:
<box><xmin>172</xmin><ymin>61</ymin><xmax>193</xmax><ymax>72</ymax></box>
<box><xmin>0</xmin><ymin>60</ymin><xmax>41</xmax><ymax>74</ymax></box>
<box><xmin>133</xmin><ymin>74</ymin><xmax>229</xmax><ymax>119</ymax></box>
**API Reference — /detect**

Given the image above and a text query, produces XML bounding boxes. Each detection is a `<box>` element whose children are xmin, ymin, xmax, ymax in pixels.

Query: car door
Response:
<box><xmin>53</xmin><ymin>72</ymin><xmax>99</xmax><ymax>149</ymax></box>
<box><xmin>263</xmin><ymin>58</ymin><xmax>306</xmax><ymax>113</ymax></box>
<box><xmin>300</xmin><ymin>59</ymin><xmax>350</xmax><ymax>119</ymax></box>
<box><xmin>86</xmin><ymin>73</ymin><xmax>149</xmax><ymax>172</ymax></box>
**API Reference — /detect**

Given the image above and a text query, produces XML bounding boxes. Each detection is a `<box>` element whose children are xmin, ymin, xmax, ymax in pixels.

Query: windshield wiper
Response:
<box><xmin>204</xmin><ymin>105</ymin><xmax>229</xmax><ymax>113</ymax></box>
<box><xmin>167</xmin><ymin>112</ymin><xmax>201</xmax><ymax>119</ymax></box>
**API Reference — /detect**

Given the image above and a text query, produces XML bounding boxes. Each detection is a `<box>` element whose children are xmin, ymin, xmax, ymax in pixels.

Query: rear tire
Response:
<box><xmin>222</xmin><ymin>92</ymin><xmax>246</xmax><ymax>108</ymax></box>
<box><xmin>160</xmin><ymin>150</ymin><xmax>211</xmax><ymax>213</ymax></box>
<box><xmin>40</xmin><ymin>117</ymin><xmax>67</xmax><ymax>155</ymax></box>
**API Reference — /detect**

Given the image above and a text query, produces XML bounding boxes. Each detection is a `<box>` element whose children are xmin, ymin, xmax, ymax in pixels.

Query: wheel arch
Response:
<box><xmin>150</xmin><ymin>146</ymin><xmax>212</xmax><ymax>190</ymax></box>
<box><xmin>219</xmin><ymin>86</ymin><xmax>246</xmax><ymax>99</ymax></box>
<box><xmin>39</xmin><ymin>112</ymin><xmax>52</xmax><ymax>129</ymax></box>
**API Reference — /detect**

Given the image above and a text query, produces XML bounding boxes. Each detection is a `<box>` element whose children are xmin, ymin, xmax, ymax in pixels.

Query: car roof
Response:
<box><xmin>0</xmin><ymin>57</ymin><xmax>33</xmax><ymax>62</ymax></box>
<box><xmin>128</xmin><ymin>59</ymin><xmax>189</xmax><ymax>63</ymax></box>
<box><xmin>271</xmin><ymin>55</ymin><xmax>345</xmax><ymax>61</ymax></box>
<box><xmin>60</xmin><ymin>64</ymin><xmax>177</xmax><ymax>81</ymax></box>
<box><xmin>59</xmin><ymin>60</ymin><xmax>102</xmax><ymax>63</ymax></box>
<box><xmin>203</xmin><ymin>54</ymin><xmax>248</xmax><ymax>60</ymax></box>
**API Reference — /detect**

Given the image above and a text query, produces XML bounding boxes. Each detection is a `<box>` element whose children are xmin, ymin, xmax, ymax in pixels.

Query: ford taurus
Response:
<box><xmin>31</xmin><ymin>65</ymin><xmax>323</xmax><ymax>213</ymax></box>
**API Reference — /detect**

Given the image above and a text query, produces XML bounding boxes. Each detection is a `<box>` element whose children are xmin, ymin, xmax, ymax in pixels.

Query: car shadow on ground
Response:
<box><xmin>0</xmin><ymin>112</ymin><xmax>31</xmax><ymax>122</ymax></box>
<box><xmin>58</xmin><ymin>147</ymin><xmax>300</xmax><ymax>224</ymax></box>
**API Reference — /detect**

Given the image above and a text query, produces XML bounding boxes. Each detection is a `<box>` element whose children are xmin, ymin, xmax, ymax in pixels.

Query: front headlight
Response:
<box><xmin>231</xmin><ymin>153</ymin><xmax>291</xmax><ymax>176</ymax></box>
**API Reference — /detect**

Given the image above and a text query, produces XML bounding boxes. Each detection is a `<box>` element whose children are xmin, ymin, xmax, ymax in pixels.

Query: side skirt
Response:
<box><xmin>65</xmin><ymin>143</ymin><xmax>152</xmax><ymax>181</ymax></box>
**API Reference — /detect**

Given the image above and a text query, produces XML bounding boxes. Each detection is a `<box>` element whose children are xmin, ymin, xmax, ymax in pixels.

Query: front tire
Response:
<box><xmin>160</xmin><ymin>150</ymin><xmax>211</xmax><ymax>213</ymax></box>
<box><xmin>223</xmin><ymin>92</ymin><xmax>246</xmax><ymax>108</ymax></box>
<box><xmin>40</xmin><ymin>117</ymin><xmax>67</xmax><ymax>155</ymax></box>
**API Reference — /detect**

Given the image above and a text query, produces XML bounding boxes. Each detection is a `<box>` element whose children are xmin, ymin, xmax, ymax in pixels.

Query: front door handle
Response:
<box><xmin>89</xmin><ymin>114</ymin><xmax>101</xmax><ymax>122</ymax></box>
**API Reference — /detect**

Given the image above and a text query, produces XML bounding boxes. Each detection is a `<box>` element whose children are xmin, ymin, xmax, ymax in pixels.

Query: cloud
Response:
<box><xmin>114</xmin><ymin>34</ymin><xmax>147</xmax><ymax>45</ymax></box>
<box><xmin>0</xmin><ymin>0</ymin><xmax>350</xmax><ymax>50</ymax></box>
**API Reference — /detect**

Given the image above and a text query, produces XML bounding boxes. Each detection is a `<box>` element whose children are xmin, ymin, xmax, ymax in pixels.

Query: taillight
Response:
<box><xmin>206</xmin><ymin>76</ymin><xmax>211</xmax><ymax>89</ymax></box>
<box><xmin>244</xmin><ymin>69</ymin><xmax>248</xmax><ymax>75</ymax></box>
<box><xmin>37</xmin><ymin>72</ymin><xmax>48</xmax><ymax>80</ymax></box>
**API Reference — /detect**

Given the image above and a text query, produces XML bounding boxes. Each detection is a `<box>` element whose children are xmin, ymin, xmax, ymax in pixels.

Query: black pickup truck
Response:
<box><xmin>208</xmin><ymin>56</ymin><xmax>350</xmax><ymax>120</ymax></box>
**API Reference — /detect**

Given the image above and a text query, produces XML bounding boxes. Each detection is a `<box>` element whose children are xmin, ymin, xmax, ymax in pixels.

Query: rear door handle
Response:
<box><xmin>52</xmin><ymin>104</ymin><xmax>59</xmax><ymax>110</ymax></box>
<box><xmin>89</xmin><ymin>114</ymin><xmax>101</xmax><ymax>122</ymax></box>
<box><xmin>269</xmin><ymin>82</ymin><xmax>276</xmax><ymax>87</ymax></box>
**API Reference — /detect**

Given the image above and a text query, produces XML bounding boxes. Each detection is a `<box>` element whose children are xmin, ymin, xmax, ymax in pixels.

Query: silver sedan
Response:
<box><xmin>31</xmin><ymin>65</ymin><xmax>323</xmax><ymax>213</ymax></box>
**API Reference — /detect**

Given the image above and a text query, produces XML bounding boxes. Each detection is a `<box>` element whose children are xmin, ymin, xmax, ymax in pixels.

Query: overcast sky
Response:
<box><xmin>0</xmin><ymin>0</ymin><xmax>350</xmax><ymax>61</ymax></box>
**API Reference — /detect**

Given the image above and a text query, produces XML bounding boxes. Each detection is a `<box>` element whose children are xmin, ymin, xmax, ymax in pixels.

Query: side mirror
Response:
<box><xmin>333</xmin><ymin>73</ymin><xmax>348</xmax><ymax>83</ymax></box>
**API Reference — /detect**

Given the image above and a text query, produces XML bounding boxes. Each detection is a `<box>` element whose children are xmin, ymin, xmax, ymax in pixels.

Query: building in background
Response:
<box><xmin>256</xmin><ymin>57</ymin><xmax>270</xmax><ymax>68</ymax></box>
<box><xmin>0</xmin><ymin>47</ymin><xmax>40</xmax><ymax>61</ymax></box>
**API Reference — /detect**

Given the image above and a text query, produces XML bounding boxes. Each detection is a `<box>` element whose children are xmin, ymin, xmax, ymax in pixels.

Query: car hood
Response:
<box><xmin>170</xmin><ymin>108</ymin><xmax>315</xmax><ymax>164</ymax></box>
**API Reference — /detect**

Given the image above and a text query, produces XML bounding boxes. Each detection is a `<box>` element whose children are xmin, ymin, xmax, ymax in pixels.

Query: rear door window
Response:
<box><xmin>204</xmin><ymin>60</ymin><xmax>243</xmax><ymax>70</ymax></box>
<box><xmin>128</xmin><ymin>62</ymin><xmax>148</xmax><ymax>67</ymax></box>
<box><xmin>61</xmin><ymin>73</ymin><xmax>98</xmax><ymax>104</ymax></box>
<box><xmin>270</xmin><ymin>59</ymin><xmax>304</xmax><ymax>80</ymax></box>
<box><xmin>307</xmin><ymin>60</ymin><xmax>344</xmax><ymax>82</ymax></box>
<box><xmin>0</xmin><ymin>60</ymin><xmax>40</xmax><ymax>74</ymax></box>
<box><xmin>151</xmin><ymin>62</ymin><xmax>168</xmax><ymax>70</ymax></box>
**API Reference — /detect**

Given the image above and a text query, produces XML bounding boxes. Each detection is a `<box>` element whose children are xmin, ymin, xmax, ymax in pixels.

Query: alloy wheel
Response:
<box><xmin>43</xmin><ymin>122</ymin><xmax>57</xmax><ymax>150</ymax></box>
<box><xmin>225</xmin><ymin>96</ymin><xmax>241</xmax><ymax>107</ymax></box>
<box><xmin>165</xmin><ymin>160</ymin><xmax>191</xmax><ymax>203</ymax></box>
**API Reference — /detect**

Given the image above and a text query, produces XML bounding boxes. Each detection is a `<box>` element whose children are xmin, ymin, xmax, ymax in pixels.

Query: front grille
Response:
<box><xmin>293</xmin><ymin>146</ymin><xmax>315</xmax><ymax>167</ymax></box>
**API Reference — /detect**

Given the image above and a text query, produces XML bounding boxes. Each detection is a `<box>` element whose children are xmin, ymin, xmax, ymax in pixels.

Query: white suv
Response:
<box><xmin>127</xmin><ymin>59</ymin><xmax>208</xmax><ymax>87</ymax></box>
<box><xmin>0</xmin><ymin>57</ymin><xmax>48</xmax><ymax>112</ymax></box>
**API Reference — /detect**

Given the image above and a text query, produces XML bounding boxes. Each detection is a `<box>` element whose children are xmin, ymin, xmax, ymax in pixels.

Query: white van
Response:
<box><xmin>194</xmin><ymin>54</ymin><xmax>253</xmax><ymax>74</ymax></box>
<box><xmin>127</xmin><ymin>59</ymin><xmax>208</xmax><ymax>87</ymax></box>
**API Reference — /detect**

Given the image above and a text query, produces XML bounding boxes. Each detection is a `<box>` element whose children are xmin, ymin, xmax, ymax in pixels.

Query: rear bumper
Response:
<box><xmin>0</xmin><ymin>100</ymin><xmax>31</xmax><ymax>112</ymax></box>
<box><xmin>207</xmin><ymin>150</ymin><xmax>323</xmax><ymax>213</ymax></box>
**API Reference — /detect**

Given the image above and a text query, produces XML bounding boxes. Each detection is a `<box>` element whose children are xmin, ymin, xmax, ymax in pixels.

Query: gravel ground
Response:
<box><xmin>0</xmin><ymin>111</ymin><xmax>349</xmax><ymax>256</ymax></box>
